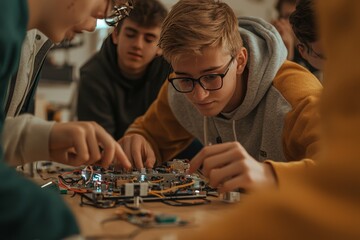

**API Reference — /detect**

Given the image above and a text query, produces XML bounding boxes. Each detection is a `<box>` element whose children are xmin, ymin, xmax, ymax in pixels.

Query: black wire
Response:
<box><xmin>59</xmin><ymin>175</ymin><xmax>83</xmax><ymax>184</ymax></box>
<box><xmin>161</xmin><ymin>198</ymin><xmax>211</xmax><ymax>207</ymax></box>
<box><xmin>80</xmin><ymin>193</ymin><xmax>129</xmax><ymax>209</ymax></box>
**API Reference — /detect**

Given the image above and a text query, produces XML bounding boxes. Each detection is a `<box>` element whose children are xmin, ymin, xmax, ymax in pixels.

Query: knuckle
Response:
<box><xmin>73</xmin><ymin>127</ymin><xmax>86</xmax><ymax>136</ymax></box>
<box><xmin>202</xmin><ymin>160</ymin><xmax>210</xmax><ymax>172</ymax></box>
<box><xmin>82</xmin><ymin>153</ymin><xmax>90</xmax><ymax>162</ymax></box>
<box><xmin>232</xmin><ymin>141</ymin><xmax>241</xmax><ymax>148</ymax></box>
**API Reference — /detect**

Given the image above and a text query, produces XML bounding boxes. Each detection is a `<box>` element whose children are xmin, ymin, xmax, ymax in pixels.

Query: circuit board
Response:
<box><xmin>57</xmin><ymin>159</ymin><xmax>213</xmax><ymax>207</ymax></box>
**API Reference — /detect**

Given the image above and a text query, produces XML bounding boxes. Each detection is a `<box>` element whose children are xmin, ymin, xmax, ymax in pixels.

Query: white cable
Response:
<box><xmin>203</xmin><ymin>116</ymin><xmax>208</xmax><ymax>146</ymax></box>
<box><xmin>232</xmin><ymin>120</ymin><xmax>238</xmax><ymax>142</ymax></box>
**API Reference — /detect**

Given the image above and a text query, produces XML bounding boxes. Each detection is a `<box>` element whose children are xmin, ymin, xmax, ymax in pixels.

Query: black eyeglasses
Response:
<box><xmin>105</xmin><ymin>0</ymin><xmax>134</xmax><ymax>27</ymax></box>
<box><xmin>298</xmin><ymin>43</ymin><xmax>326</xmax><ymax>60</ymax></box>
<box><xmin>168</xmin><ymin>57</ymin><xmax>234</xmax><ymax>93</ymax></box>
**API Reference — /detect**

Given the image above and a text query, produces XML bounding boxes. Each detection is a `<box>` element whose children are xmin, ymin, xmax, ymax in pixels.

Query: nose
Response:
<box><xmin>191</xmin><ymin>83</ymin><xmax>209</xmax><ymax>101</ymax></box>
<box><xmin>83</xmin><ymin>18</ymin><xmax>97</xmax><ymax>32</ymax></box>
<box><xmin>132</xmin><ymin>35</ymin><xmax>144</xmax><ymax>49</ymax></box>
<box><xmin>92</xmin><ymin>0</ymin><xmax>109</xmax><ymax>19</ymax></box>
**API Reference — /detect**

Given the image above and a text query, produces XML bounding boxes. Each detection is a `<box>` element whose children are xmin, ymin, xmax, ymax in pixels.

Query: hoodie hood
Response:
<box><xmin>224</xmin><ymin>16</ymin><xmax>287</xmax><ymax>120</ymax></box>
<box><xmin>95</xmin><ymin>35</ymin><xmax>139</xmax><ymax>89</ymax></box>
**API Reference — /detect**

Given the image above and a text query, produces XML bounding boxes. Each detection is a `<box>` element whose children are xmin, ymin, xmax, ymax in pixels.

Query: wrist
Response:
<box><xmin>263</xmin><ymin>162</ymin><xmax>277</xmax><ymax>188</ymax></box>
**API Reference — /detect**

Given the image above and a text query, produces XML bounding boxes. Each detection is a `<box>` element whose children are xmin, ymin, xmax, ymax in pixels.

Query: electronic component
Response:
<box><xmin>110</xmin><ymin>207</ymin><xmax>188</xmax><ymax>228</ymax></box>
<box><xmin>221</xmin><ymin>191</ymin><xmax>241</xmax><ymax>203</ymax></box>
<box><xmin>58</xmin><ymin>159</ymin><xmax>213</xmax><ymax>207</ymax></box>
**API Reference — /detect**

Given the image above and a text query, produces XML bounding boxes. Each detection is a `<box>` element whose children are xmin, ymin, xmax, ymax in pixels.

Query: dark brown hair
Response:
<box><xmin>115</xmin><ymin>0</ymin><xmax>168</xmax><ymax>32</ymax></box>
<box><xmin>289</xmin><ymin>0</ymin><xmax>317</xmax><ymax>47</ymax></box>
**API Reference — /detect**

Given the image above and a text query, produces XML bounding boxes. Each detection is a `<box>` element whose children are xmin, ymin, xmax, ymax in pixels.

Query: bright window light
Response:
<box><xmin>96</xmin><ymin>19</ymin><xmax>110</xmax><ymax>29</ymax></box>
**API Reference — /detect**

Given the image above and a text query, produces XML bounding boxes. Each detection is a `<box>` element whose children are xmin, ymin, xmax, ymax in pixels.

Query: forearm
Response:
<box><xmin>2</xmin><ymin>115</ymin><xmax>54</xmax><ymax>166</ymax></box>
<box><xmin>125</xmin><ymin>82</ymin><xmax>194</xmax><ymax>163</ymax></box>
<box><xmin>265</xmin><ymin>158</ymin><xmax>316</xmax><ymax>189</ymax></box>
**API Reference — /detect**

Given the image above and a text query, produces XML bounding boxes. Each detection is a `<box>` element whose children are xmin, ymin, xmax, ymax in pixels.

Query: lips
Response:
<box><xmin>195</xmin><ymin>101</ymin><xmax>214</xmax><ymax>108</ymax></box>
<box><xmin>128</xmin><ymin>52</ymin><xmax>142</xmax><ymax>58</ymax></box>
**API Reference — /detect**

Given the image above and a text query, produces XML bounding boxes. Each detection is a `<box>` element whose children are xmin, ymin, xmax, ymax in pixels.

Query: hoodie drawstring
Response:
<box><xmin>203</xmin><ymin>116</ymin><xmax>209</xmax><ymax>146</ymax></box>
<box><xmin>204</xmin><ymin>117</ymin><xmax>238</xmax><ymax>145</ymax></box>
<box><xmin>232</xmin><ymin>120</ymin><xmax>238</xmax><ymax>142</ymax></box>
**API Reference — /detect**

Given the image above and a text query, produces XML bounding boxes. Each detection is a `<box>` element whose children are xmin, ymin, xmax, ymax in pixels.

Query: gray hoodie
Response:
<box><xmin>168</xmin><ymin>16</ymin><xmax>289</xmax><ymax>162</ymax></box>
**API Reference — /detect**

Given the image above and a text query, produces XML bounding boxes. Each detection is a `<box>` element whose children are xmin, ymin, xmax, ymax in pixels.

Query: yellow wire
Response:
<box><xmin>149</xmin><ymin>177</ymin><xmax>164</xmax><ymax>183</ymax></box>
<box><xmin>151</xmin><ymin>180</ymin><xmax>195</xmax><ymax>194</ymax></box>
<box><xmin>148</xmin><ymin>191</ymin><xmax>165</xmax><ymax>198</ymax></box>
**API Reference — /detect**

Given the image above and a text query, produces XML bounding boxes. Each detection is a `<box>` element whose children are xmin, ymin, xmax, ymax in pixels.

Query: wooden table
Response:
<box><xmin>64</xmin><ymin>193</ymin><xmax>238</xmax><ymax>239</ymax></box>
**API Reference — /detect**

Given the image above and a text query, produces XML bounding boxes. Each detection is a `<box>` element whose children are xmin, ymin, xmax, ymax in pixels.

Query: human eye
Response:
<box><xmin>202</xmin><ymin>74</ymin><xmax>219</xmax><ymax>82</ymax></box>
<box><xmin>125</xmin><ymin>29</ymin><xmax>136</xmax><ymax>38</ymax></box>
<box><xmin>125</xmin><ymin>33</ymin><xmax>136</xmax><ymax>38</ymax></box>
<box><xmin>178</xmin><ymin>78</ymin><xmax>192</xmax><ymax>84</ymax></box>
<box><xmin>145</xmin><ymin>37</ymin><xmax>156</xmax><ymax>44</ymax></box>
<box><xmin>144</xmin><ymin>34</ymin><xmax>157</xmax><ymax>44</ymax></box>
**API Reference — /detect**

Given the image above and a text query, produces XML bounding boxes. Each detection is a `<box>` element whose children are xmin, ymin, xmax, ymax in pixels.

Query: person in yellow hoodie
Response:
<box><xmin>119</xmin><ymin>0</ymin><xmax>322</xmax><ymax>192</ymax></box>
<box><xmin>180</xmin><ymin>0</ymin><xmax>360</xmax><ymax>238</ymax></box>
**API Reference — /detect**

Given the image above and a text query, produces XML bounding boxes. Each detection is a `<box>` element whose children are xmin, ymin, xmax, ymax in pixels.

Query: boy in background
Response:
<box><xmin>290</xmin><ymin>0</ymin><xmax>325</xmax><ymax>72</ymax></box>
<box><xmin>78</xmin><ymin>0</ymin><xmax>168</xmax><ymax>140</ymax></box>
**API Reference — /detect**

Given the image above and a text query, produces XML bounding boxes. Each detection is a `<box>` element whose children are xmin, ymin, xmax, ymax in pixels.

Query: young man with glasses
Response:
<box><xmin>119</xmin><ymin>0</ymin><xmax>322</xmax><ymax>192</ymax></box>
<box><xmin>0</xmin><ymin>0</ymin><xmax>131</xmax><ymax>238</ymax></box>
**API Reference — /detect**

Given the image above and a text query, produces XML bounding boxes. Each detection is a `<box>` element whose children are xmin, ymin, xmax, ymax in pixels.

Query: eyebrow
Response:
<box><xmin>124</xmin><ymin>26</ymin><xmax>158</xmax><ymax>39</ymax></box>
<box><xmin>174</xmin><ymin>64</ymin><xmax>224</xmax><ymax>76</ymax></box>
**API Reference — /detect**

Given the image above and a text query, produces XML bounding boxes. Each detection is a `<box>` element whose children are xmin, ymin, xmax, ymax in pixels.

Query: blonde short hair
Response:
<box><xmin>159</xmin><ymin>0</ymin><xmax>242</xmax><ymax>63</ymax></box>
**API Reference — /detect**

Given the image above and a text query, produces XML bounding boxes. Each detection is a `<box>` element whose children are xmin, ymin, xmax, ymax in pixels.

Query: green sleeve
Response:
<box><xmin>0</xmin><ymin>160</ymin><xmax>80</xmax><ymax>239</ymax></box>
<box><xmin>0</xmin><ymin>0</ymin><xmax>28</xmax><ymax>107</ymax></box>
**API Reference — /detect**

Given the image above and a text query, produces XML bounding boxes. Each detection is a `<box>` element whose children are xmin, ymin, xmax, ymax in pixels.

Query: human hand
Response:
<box><xmin>272</xmin><ymin>18</ymin><xmax>295</xmax><ymax>60</ymax></box>
<box><xmin>189</xmin><ymin>142</ymin><xmax>276</xmax><ymax>193</ymax></box>
<box><xmin>49</xmin><ymin>122</ymin><xmax>131</xmax><ymax>169</ymax></box>
<box><xmin>118</xmin><ymin>134</ymin><xmax>156</xmax><ymax>169</ymax></box>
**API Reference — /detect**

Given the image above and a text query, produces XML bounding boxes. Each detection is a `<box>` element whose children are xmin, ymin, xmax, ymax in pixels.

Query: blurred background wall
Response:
<box><xmin>46</xmin><ymin>0</ymin><xmax>277</xmax><ymax>80</ymax></box>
